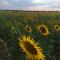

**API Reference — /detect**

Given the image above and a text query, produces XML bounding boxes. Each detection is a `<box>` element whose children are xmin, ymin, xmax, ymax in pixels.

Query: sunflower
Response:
<box><xmin>54</xmin><ymin>25</ymin><xmax>60</xmax><ymax>31</ymax></box>
<box><xmin>25</xmin><ymin>25</ymin><xmax>32</xmax><ymax>32</ymax></box>
<box><xmin>37</xmin><ymin>24</ymin><xmax>49</xmax><ymax>36</ymax></box>
<box><xmin>19</xmin><ymin>35</ymin><xmax>45</xmax><ymax>60</ymax></box>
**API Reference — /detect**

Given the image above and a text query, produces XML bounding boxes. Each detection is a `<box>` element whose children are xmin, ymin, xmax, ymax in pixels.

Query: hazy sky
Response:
<box><xmin>0</xmin><ymin>0</ymin><xmax>60</xmax><ymax>11</ymax></box>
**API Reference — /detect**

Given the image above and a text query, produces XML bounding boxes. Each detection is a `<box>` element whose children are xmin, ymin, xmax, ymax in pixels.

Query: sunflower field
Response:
<box><xmin>0</xmin><ymin>10</ymin><xmax>60</xmax><ymax>60</ymax></box>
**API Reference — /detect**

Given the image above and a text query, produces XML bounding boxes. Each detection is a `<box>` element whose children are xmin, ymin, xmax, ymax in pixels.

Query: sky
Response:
<box><xmin>0</xmin><ymin>0</ymin><xmax>60</xmax><ymax>11</ymax></box>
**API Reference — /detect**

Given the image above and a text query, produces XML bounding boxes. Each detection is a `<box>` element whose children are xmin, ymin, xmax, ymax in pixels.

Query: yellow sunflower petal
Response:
<box><xmin>37</xmin><ymin>24</ymin><xmax>49</xmax><ymax>36</ymax></box>
<box><xmin>19</xmin><ymin>35</ymin><xmax>45</xmax><ymax>60</ymax></box>
<box><xmin>25</xmin><ymin>25</ymin><xmax>32</xmax><ymax>32</ymax></box>
<box><xmin>54</xmin><ymin>25</ymin><xmax>60</xmax><ymax>31</ymax></box>
<box><xmin>22</xmin><ymin>35</ymin><xmax>26</xmax><ymax>40</ymax></box>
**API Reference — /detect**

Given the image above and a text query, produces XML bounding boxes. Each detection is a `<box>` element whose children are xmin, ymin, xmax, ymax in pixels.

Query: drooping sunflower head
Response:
<box><xmin>54</xmin><ymin>25</ymin><xmax>60</xmax><ymax>31</ymax></box>
<box><xmin>37</xmin><ymin>24</ymin><xmax>49</xmax><ymax>36</ymax></box>
<box><xmin>19</xmin><ymin>35</ymin><xmax>45</xmax><ymax>60</ymax></box>
<box><xmin>25</xmin><ymin>25</ymin><xmax>32</xmax><ymax>33</ymax></box>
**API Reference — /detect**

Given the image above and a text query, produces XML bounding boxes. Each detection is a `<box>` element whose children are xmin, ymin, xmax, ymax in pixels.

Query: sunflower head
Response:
<box><xmin>19</xmin><ymin>35</ymin><xmax>45</xmax><ymax>60</ymax></box>
<box><xmin>37</xmin><ymin>24</ymin><xmax>49</xmax><ymax>36</ymax></box>
<box><xmin>25</xmin><ymin>25</ymin><xmax>32</xmax><ymax>33</ymax></box>
<box><xmin>54</xmin><ymin>25</ymin><xmax>60</xmax><ymax>31</ymax></box>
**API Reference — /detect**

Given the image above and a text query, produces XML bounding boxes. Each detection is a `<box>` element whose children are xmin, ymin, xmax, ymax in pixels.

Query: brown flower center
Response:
<box><xmin>27</xmin><ymin>27</ymin><xmax>30</xmax><ymax>31</ymax></box>
<box><xmin>24</xmin><ymin>41</ymin><xmax>38</xmax><ymax>55</ymax></box>
<box><xmin>56</xmin><ymin>26</ymin><xmax>59</xmax><ymax>29</ymax></box>
<box><xmin>40</xmin><ymin>27</ymin><xmax>46</xmax><ymax>33</ymax></box>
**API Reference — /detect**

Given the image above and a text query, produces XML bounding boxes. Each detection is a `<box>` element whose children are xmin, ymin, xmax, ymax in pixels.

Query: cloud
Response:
<box><xmin>28</xmin><ymin>6</ymin><xmax>60</xmax><ymax>11</ymax></box>
<box><xmin>31</xmin><ymin>0</ymin><xmax>60</xmax><ymax>11</ymax></box>
<box><xmin>0</xmin><ymin>0</ymin><xmax>60</xmax><ymax>11</ymax></box>
<box><xmin>32</xmin><ymin>0</ymin><xmax>60</xmax><ymax>4</ymax></box>
<box><xmin>0</xmin><ymin>0</ymin><xmax>34</xmax><ymax>10</ymax></box>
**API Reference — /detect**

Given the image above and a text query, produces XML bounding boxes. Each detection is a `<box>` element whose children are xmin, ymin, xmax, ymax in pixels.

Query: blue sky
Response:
<box><xmin>0</xmin><ymin>0</ymin><xmax>60</xmax><ymax>11</ymax></box>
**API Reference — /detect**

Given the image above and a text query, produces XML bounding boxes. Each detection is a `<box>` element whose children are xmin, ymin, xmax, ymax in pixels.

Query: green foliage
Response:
<box><xmin>0</xmin><ymin>11</ymin><xmax>60</xmax><ymax>60</ymax></box>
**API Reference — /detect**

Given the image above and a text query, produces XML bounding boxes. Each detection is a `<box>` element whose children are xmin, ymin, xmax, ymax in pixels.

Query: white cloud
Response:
<box><xmin>47</xmin><ymin>0</ymin><xmax>60</xmax><ymax>2</ymax></box>
<box><xmin>32</xmin><ymin>0</ymin><xmax>46</xmax><ymax>4</ymax></box>
<box><xmin>28</xmin><ymin>6</ymin><xmax>60</xmax><ymax>11</ymax></box>
<box><xmin>0</xmin><ymin>0</ymin><xmax>60</xmax><ymax>11</ymax></box>
<box><xmin>0</xmin><ymin>1</ymin><xmax>10</xmax><ymax>5</ymax></box>
<box><xmin>32</xmin><ymin>0</ymin><xmax>60</xmax><ymax>4</ymax></box>
<box><xmin>15</xmin><ymin>0</ymin><xmax>20</xmax><ymax>2</ymax></box>
<box><xmin>0</xmin><ymin>0</ymin><xmax>18</xmax><ymax>6</ymax></box>
<box><xmin>2</xmin><ymin>1</ymin><xmax>8</xmax><ymax>5</ymax></box>
<box><xmin>31</xmin><ymin>0</ymin><xmax>60</xmax><ymax>11</ymax></box>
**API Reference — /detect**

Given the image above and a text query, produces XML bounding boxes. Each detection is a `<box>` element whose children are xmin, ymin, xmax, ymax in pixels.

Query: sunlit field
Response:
<box><xmin>0</xmin><ymin>10</ymin><xmax>60</xmax><ymax>60</ymax></box>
